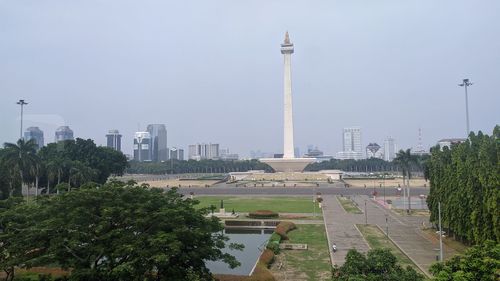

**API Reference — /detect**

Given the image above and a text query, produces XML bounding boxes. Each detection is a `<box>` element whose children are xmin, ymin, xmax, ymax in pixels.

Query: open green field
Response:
<box><xmin>194</xmin><ymin>196</ymin><xmax>319</xmax><ymax>213</ymax></box>
<box><xmin>356</xmin><ymin>224</ymin><xmax>424</xmax><ymax>274</ymax></box>
<box><xmin>272</xmin><ymin>224</ymin><xmax>332</xmax><ymax>281</ymax></box>
<box><xmin>336</xmin><ymin>196</ymin><xmax>362</xmax><ymax>214</ymax></box>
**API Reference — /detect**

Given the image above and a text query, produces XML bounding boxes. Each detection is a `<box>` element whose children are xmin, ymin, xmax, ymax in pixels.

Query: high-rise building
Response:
<box><xmin>106</xmin><ymin>129</ymin><xmax>122</xmax><ymax>151</ymax></box>
<box><xmin>384</xmin><ymin>137</ymin><xmax>397</xmax><ymax>161</ymax></box>
<box><xmin>55</xmin><ymin>126</ymin><xmax>74</xmax><ymax>142</ymax></box>
<box><xmin>133</xmin><ymin>132</ymin><xmax>152</xmax><ymax>162</ymax></box>
<box><xmin>24</xmin><ymin>127</ymin><xmax>44</xmax><ymax>149</ymax></box>
<box><xmin>220</xmin><ymin>148</ymin><xmax>239</xmax><ymax>160</ymax></box>
<box><xmin>188</xmin><ymin>143</ymin><xmax>220</xmax><ymax>160</ymax></box>
<box><xmin>169</xmin><ymin>147</ymin><xmax>184</xmax><ymax>161</ymax></box>
<box><xmin>146</xmin><ymin>124</ymin><xmax>168</xmax><ymax>162</ymax></box>
<box><xmin>366</xmin><ymin>143</ymin><xmax>383</xmax><ymax>159</ymax></box>
<box><xmin>336</xmin><ymin>127</ymin><xmax>363</xmax><ymax>160</ymax></box>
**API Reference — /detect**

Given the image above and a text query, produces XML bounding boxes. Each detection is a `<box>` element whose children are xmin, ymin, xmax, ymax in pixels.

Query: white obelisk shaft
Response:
<box><xmin>281</xmin><ymin>32</ymin><xmax>295</xmax><ymax>159</ymax></box>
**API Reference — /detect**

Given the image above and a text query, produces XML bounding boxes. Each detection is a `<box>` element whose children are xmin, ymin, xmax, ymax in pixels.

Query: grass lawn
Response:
<box><xmin>336</xmin><ymin>196</ymin><xmax>362</xmax><ymax>214</ymax></box>
<box><xmin>194</xmin><ymin>196</ymin><xmax>319</xmax><ymax>213</ymax></box>
<box><xmin>273</xmin><ymin>224</ymin><xmax>332</xmax><ymax>281</ymax></box>
<box><xmin>392</xmin><ymin>209</ymin><xmax>430</xmax><ymax>216</ymax></box>
<box><xmin>356</xmin><ymin>224</ymin><xmax>424</xmax><ymax>274</ymax></box>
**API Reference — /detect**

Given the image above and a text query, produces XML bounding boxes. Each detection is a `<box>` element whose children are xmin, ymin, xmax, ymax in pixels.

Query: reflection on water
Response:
<box><xmin>206</xmin><ymin>228</ymin><xmax>271</xmax><ymax>276</ymax></box>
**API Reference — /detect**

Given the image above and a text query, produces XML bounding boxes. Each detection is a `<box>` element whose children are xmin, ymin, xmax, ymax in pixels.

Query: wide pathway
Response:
<box><xmin>322</xmin><ymin>195</ymin><xmax>458</xmax><ymax>277</ymax></box>
<box><xmin>322</xmin><ymin>195</ymin><xmax>370</xmax><ymax>266</ymax></box>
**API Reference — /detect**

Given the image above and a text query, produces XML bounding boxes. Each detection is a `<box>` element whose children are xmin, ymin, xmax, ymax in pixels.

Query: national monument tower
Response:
<box><xmin>261</xmin><ymin>32</ymin><xmax>315</xmax><ymax>172</ymax></box>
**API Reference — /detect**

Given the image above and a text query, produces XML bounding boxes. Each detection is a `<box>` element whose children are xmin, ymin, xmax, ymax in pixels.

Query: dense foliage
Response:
<box><xmin>305</xmin><ymin>157</ymin><xmax>426</xmax><ymax>173</ymax></box>
<box><xmin>430</xmin><ymin>240</ymin><xmax>499</xmax><ymax>281</ymax></box>
<box><xmin>0</xmin><ymin>180</ymin><xmax>240</xmax><ymax>281</ymax></box>
<box><xmin>332</xmin><ymin>248</ymin><xmax>424</xmax><ymax>281</ymax></box>
<box><xmin>0</xmin><ymin>138</ymin><xmax>128</xmax><ymax>199</ymax></box>
<box><xmin>426</xmin><ymin>126</ymin><xmax>499</xmax><ymax>244</ymax></box>
<box><xmin>126</xmin><ymin>159</ymin><xmax>272</xmax><ymax>174</ymax></box>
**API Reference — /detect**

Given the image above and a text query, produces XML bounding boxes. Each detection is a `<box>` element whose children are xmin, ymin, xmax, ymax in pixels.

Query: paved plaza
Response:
<box><xmin>322</xmin><ymin>194</ymin><xmax>458</xmax><ymax>276</ymax></box>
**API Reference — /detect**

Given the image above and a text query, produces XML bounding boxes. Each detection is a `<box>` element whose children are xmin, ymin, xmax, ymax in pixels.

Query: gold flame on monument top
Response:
<box><xmin>284</xmin><ymin>31</ymin><xmax>291</xmax><ymax>44</ymax></box>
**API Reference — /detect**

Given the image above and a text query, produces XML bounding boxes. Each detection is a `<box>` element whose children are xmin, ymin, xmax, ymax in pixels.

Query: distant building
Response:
<box><xmin>169</xmin><ymin>147</ymin><xmax>184</xmax><ymax>161</ymax></box>
<box><xmin>55</xmin><ymin>126</ymin><xmax>74</xmax><ymax>142</ymax></box>
<box><xmin>366</xmin><ymin>143</ymin><xmax>383</xmax><ymax>159</ymax></box>
<box><xmin>437</xmin><ymin>138</ymin><xmax>466</xmax><ymax>150</ymax></box>
<box><xmin>250</xmin><ymin>150</ymin><xmax>275</xmax><ymax>159</ymax></box>
<box><xmin>24</xmin><ymin>127</ymin><xmax>44</xmax><ymax>149</ymax></box>
<box><xmin>146</xmin><ymin>124</ymin><xmax>168</xmax><ymax>162</ymax></box>
<box><xmin>384</xmin><ymin>137</ymin><xmax>397</xmax><ymax>161</ymax></box>
<box><xmin>294</xmin><ymin>147</ymin><xmax>300</xmax><ymax>158</ymax></box>
<box><xmin>188</xmin><ymin>143</ymin><xmax>219</xmax><ymax>160</ymax></box>
<box><xmin>336</xmin><ymin>127</ymin><xmax>363</xmax><ymax>160</ymax></box>
<box><xmin>106</xmin><ymin>129</ymin><xmax>122</xmax><ymax>151</ymax></box>
<box><xmin>220</xmin><ymin>148</ymin><xmax>239</xmax><ymax>160</ymax></box>
<box><xmin>304</xmin><ymin>146</ymin><xmax>324</xmax><ymax>157</ymax></box>
<box><xmin>133</xmin><ymin>132</ymin><xmax>152</xmax><ymax>162</ymax></box>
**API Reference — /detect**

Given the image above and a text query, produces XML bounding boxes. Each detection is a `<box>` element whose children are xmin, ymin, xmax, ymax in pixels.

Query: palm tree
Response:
<box><xmin>69</xmin><ymin>161</ymin><xmax>97</xmax><ymax>189</ymax></box>
<box><xmin>2</xmin><ymin>139</ymin><xmax>39</xmax><ymax>201</ymax></box>
<box><xmin>394</xmin><ymin>149</ymin><xmax>418</xmax><ymax>213</ymax></box>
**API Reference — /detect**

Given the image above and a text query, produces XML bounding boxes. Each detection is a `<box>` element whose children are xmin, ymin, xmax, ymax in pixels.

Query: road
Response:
<box><xmin>172</xmin><ymin>184</ymin><xmax>429</xmax><ymax>196</ymax></box>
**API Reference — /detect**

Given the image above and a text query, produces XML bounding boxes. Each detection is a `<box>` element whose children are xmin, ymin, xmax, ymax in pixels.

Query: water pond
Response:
<box><xmin>206</xmin><ymin>228</ymin><xmax>272</xmax><ymax>276</ymax></box>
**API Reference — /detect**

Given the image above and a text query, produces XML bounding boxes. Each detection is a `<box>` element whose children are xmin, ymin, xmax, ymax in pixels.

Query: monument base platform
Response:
<box><xmin>260</xmin><ymin>158</ymin><xmax>316</xmax><ymax>173</ymax></box>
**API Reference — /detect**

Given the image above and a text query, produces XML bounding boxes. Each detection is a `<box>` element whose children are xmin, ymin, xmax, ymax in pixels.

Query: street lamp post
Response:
<box><xmin>16</xmin><ymin>99</ymin><xmax>28</xmax><ymax>140</ymax></box>
<box><xmin>438</xmin><ymin>202</ymin><xmax>444</xmax><ymax>262</ymax></box>
<box><xmin>458</xmin><ymin>79</ymin><xmax>473</xmax><ymax>136</ymax></box>
<box><xmin>364</xmin><ymin>199</ymin><xmax>367</xmax><ymax>225</ymax></box>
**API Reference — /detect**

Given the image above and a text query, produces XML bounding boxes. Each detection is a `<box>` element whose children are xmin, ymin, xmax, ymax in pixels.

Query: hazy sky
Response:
<box><xmin>1</xmin><ymin>0</ymin><xmax>499</xmax><ymax>157</ymax></box>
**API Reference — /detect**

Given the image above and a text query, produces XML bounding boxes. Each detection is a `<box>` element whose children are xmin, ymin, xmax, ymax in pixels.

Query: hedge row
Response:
<box><xmin>266</xmin><ymin>221</ymin><xmax>297</xmax><ymax>254</ymax></box>
<box><xmin>248</xmin><ymin>210</ymin><xmax>279</xmax><ymax>219</ymax></box>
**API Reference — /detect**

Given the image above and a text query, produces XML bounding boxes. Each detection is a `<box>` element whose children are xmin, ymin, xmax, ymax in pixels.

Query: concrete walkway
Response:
<box><xmin>322</xmin><ymin>195</ymin><xmax>370</xmax><ymax>266</ymax></box>
<box><xmin>322</xmin><ymin>195</ymin><xmax>458</xmax><ymax>276</ymax></box>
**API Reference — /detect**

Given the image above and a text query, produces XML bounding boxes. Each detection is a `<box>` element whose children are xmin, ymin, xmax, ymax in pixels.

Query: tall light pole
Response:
<box><xmin>16</xmin><ymin>99</ymin><xmax>28</xmax><ymax>140</ymax></box>
<box><xmin>458</xmin><ymin>79</ymin><xmax>473</xmax><ymax>136</ymax></box>
<box><xmin>438</xmin><ymin>202</ymin><xmax>444</xmax><ymax>262</ymax></box>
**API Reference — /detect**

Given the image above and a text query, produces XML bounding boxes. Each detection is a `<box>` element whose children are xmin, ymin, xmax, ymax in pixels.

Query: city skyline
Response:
<box><xmin>1</xmin><ymin>1</ymin><xmax>499</xmax><ymax>157</ymax></box>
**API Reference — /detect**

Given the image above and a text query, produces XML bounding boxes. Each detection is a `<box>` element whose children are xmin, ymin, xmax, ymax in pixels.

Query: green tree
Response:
<box><xmin>0</xmin><ymin>181</ymin><xmax>240</xmax><ymax>281</ymax></box>
<box><xmin>333</xmin><ymin>248</ymin><xmax>424</xmax><ymax>281</ymax></box>
<box><xmin>429</xmin><ymin>241</ymin><xmax>500</xmax><ymax>281</ymax></box>
<box><xmin>1</xmin><ymin>139</ymin><xmax>39</xmax><ymax>202</ymax></box>
<box><xmin>426</xmin><ymin>126</ymin><xmax>499</xmax><ymax>244</ymax></box>
<box><xmin>394</xmin><ymin>149</ymin><xmax>419</xmax><ymax>213</ymax></box>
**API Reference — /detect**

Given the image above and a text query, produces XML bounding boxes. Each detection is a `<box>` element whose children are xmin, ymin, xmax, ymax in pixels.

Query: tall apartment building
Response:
<box><xmin>106</xmin><ymin>129</ymin><xmax>122</xmax><ymax>151</ymax></box>
<box><xmin>169</xmin><ymin>147</ymin><xmax>184</xmax><ymax>161</ymax></box>
<box><xmin>133</xmin><ymin>132</ymin><xmax>152</xmax><ymax>162</ymax></box>
<box><xmin>146</xmin><ymin>124</ymin><xmax>168</xmax><ymax>162</ymax></box>
<box><xmin>336</xmin><ymin>127</ymin><xmax>363</xmax><ymax>160</ymax></box>
<box><xmin>188</xmin><ymin>143</ymin><xmax>219</xmax><ymax>160</ymax></box>
<box><xmin>384</xmin><ymin>137</ymin><xmax>397</xmax><ymax>161</ymax></box>
<box><xmin>24</xmin><ymin>127</ymin><xmax>44</xmax><ymax>149</ymax></box>
<box><xmin>55</xmin><ymin>126</ymin><xmax>74</xmax><ymax>142</ymax></box>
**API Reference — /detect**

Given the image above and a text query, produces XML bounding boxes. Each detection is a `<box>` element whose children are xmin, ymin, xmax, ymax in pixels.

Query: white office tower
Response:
<box><xmin>336</xmin><ymin>127</ymin><xmax>364</xmax><ymax>160</ymax></box>
<box><xmin>133</xmin><ymin>132</ymin><xmax>152</xmax><ymax>162</ymax></box>
<box><xmin>188</xmin><ymin>143</ymin><xmax>220</xmax><ymax>160</ymax></box>
<box><xmin>384</xmin><ymin>137</ymin><xmax>397</xmax><ymax>161</ymax></box>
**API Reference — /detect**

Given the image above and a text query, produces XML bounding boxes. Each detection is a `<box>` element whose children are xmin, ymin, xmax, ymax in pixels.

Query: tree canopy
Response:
<box><xmin>0</xmin><ymin>180</ymin><xmax>239</xmax><ymax>281</ymax></box>
<box><xmin>0</xmin><ymin>138</ymin><xmax>128</xmax><ymax>199</ymax></box>
<box><xmin>426</xmin><ymin>126</ymin><xmax>499</xmax><ymax>244</ymax></box>
<box><xmin>126</xmin><ymin>159</ymin><xmax>272</xmax><ymax>174</ymax></box>
<box><xmin>429</xmin><ymin>240</ymin><xmax>499</xmax><ymax>281</ymax></box>
<box><xmin>332</xmin><ymin>248</ymin><xmax>425</xmax><ymax>281</ymax></box>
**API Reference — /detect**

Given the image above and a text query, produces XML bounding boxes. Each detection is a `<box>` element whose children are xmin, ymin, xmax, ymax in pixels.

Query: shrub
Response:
<box><xmin>248</xmin><ymin>210</ymin><xmax>279</xmax><ymax>219</ymax></box>
<box><xmin>275</xmin><ymin>221</ymin><xmax>296</xmax><ymax>240</ymax></box>
<box><xmin>258</xmin><ymin>249</ymin><xmax>275</xmax><ymax>267</ymax></box>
